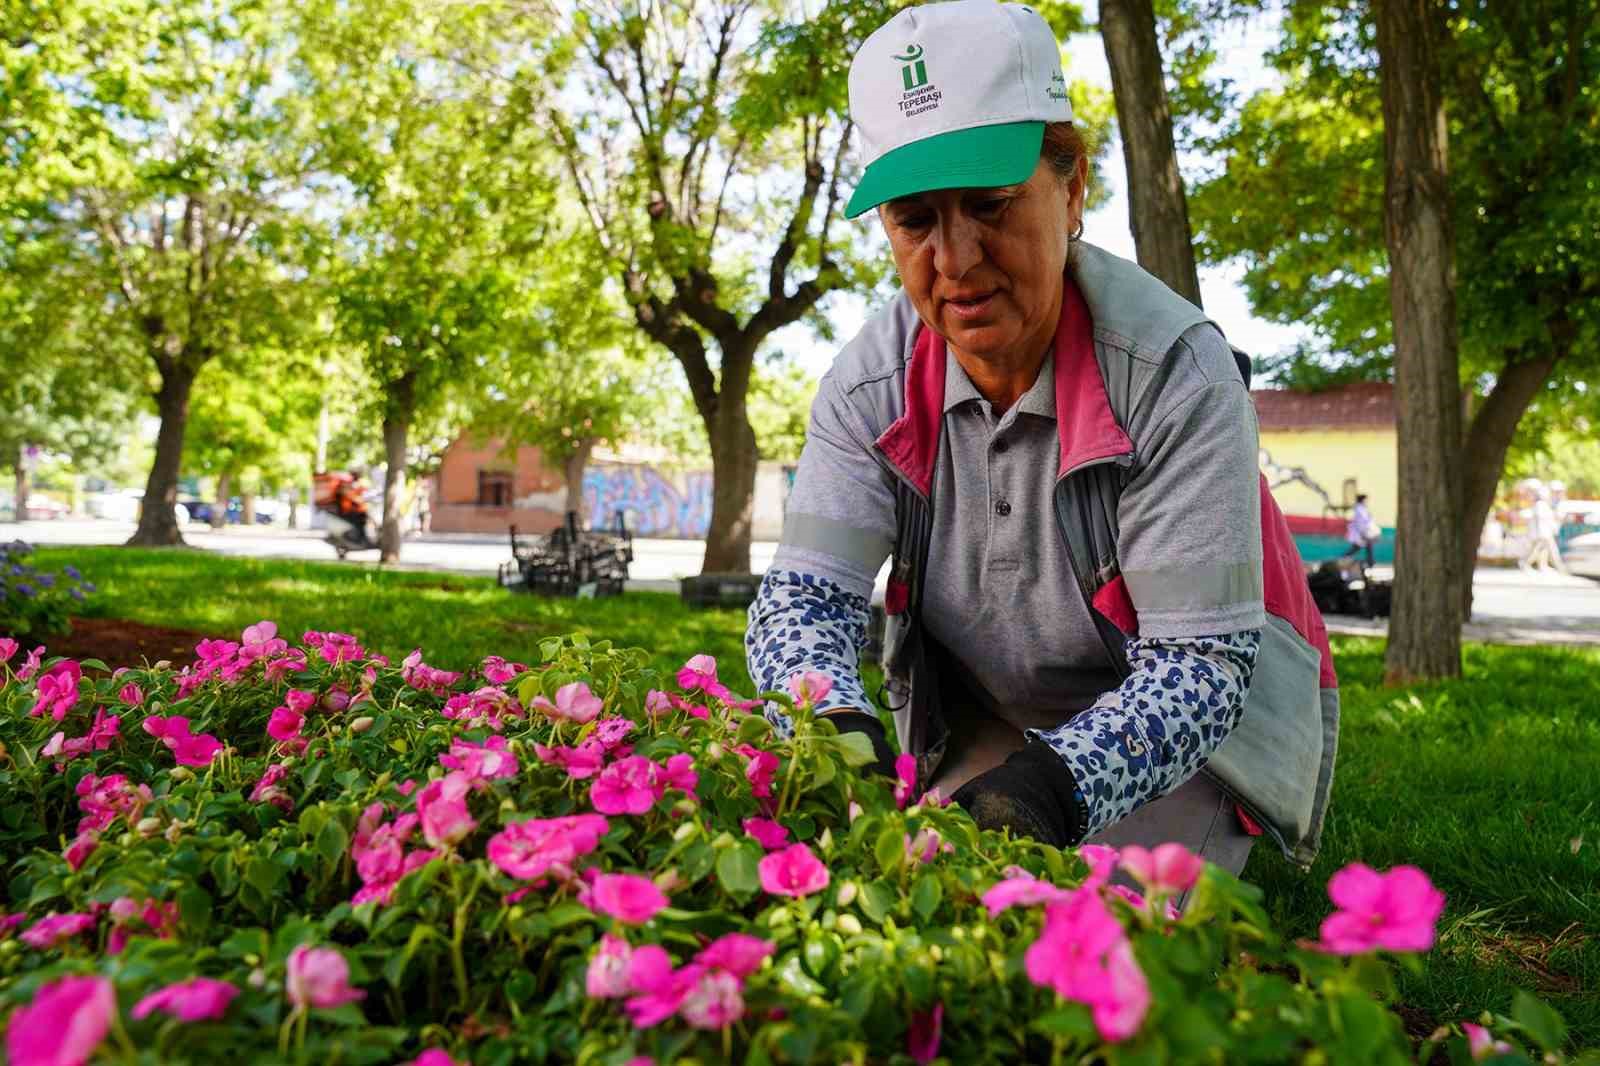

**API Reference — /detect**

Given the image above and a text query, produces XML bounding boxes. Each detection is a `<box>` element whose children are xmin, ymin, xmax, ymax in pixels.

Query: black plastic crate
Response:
<box><xmin>499</xmin><ymin>511</ymin><xmax>633</xmax><ymax>598</ymax></box>
<box><xmin>680</xmin><ymin>572</ymin><xmax>764</xmax><ymax>609</ymax></box>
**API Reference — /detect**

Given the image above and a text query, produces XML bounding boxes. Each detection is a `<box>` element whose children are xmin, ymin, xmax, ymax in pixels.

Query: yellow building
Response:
<box><xmin>1252</xmin><ymin>383</ymin><xmax>1397</xmax><ymax>561</ymax></box>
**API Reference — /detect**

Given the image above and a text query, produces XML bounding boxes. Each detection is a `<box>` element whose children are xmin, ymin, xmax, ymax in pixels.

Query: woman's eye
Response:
<box><xmin>895</xmin><ymin>213</ymin><xmax>933</xmax><ymax>231</ymax></box>
<box><xmin>973</xmin><ymin>198</ymin><xmax>1007</xmax><ymax>217</ymax></box>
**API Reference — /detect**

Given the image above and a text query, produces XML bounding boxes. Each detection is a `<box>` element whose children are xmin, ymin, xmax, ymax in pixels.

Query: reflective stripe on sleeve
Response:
<box><xmin>780</xmin><ymin>512</ymin><xmax>893</xmax><ymax>574</ymax></box>
<box><xmin>1121</xmin><ymin>561</ymin><xmax>1262</xmax><ymax>611</ymax></box>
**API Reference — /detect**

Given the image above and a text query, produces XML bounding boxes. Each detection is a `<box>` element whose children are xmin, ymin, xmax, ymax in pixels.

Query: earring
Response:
<box><xmin>1068</xmin><ymin>219</ymin><xmax>1085</xmax><ymax>242</ymax></box>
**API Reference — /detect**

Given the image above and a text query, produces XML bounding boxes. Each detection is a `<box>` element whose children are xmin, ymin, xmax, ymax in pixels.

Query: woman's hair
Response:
<box><xmin>1040</xmin><ymin>122</ymin><xmax>1090</xmax><ymax>184</ymax></box>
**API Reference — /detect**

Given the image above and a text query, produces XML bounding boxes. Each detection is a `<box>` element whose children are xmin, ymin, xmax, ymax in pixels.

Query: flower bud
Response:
<box><xmin>711</xmin><ymin>831</ymin><xmax>736</xmax><ymax>850</ymax></box>
<box><xmin>135</xmin><ymin>817</ymin><xmax>161</xmax><ymax>837</ymax></box>
<box><xmin>835</xmin><ymin>881</ymin><xmax>858</xmax><ymax>908</ymax></box>
<box><xmin>837</xmin><ymin>914</ymin><xmax>863</xmax><ymax>936</ymax></box>
<box><xmin>706</xmin><ymin>741</ymin><xmax>725</xmax><ymax>761</ymax></box>
<box><xmin>929</xmin><ymin>945</ymin><xmax>943</xmax><ymax>962</ymax></box>
<box><xmin>817</xmin><ymin>828</ymin><xmax>833</xmax><ymax>852</ymax></box>
<box><xmin>247</xmin><ymin>967</ymin><xmax>266</xmax><ymax>989</ymax></box>
<box><xmin>117</xmin><ymin>832</ymin><xmax>134</xmax><ymax>847</ymax></box>
<box><xmin>847</xmin><ymin>801</ymin><xmax>864</xmax><ymax>823</ymax></box>
<box><xmin>654</xmin><ymin>868</ymin><xmax>684</xmax><ymax>893</ymax></box>
<box><xmin>672</xmin><ymin>821</ymin><xmax>698</xmax><ymax>842</ymax></box>
<box><xmin>349</xmin><ymin>716</ymin><xmax>375</xmax><ymax>733</ymax></box>
<box><xmin>165</xmin><ymin>822</ymin><xmax>183</xmax><ymax>845</ymax></box>
<box><xmin>153</xmin><ymin>660</ymin><xmax>172</xmax><ymax>671</ymax></box>
<box><xmin>169</xmin><ymin>766</ymin><xmax>194</xmax><ymax>782</ymax></box>
<box><xmin>330</xmin><ymin>724</ymin><xmax>343</xmax><ymax>735</ymax></box>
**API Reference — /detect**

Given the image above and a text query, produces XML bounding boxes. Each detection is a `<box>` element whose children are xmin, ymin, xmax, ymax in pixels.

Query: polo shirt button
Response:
<box><xmin>995</xmin><ymin>499</ymin><xmax>1012</xmax><ymax>516</ymax></box>
<box><xmin>994</xmin><ymin>439</ymin><xmax>1009</xmax><ymax>454</ymax></box>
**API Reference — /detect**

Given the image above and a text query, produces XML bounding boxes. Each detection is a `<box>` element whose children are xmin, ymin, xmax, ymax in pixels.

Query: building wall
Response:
<box><xmin>1259</xmin><ymin>428</ymin><xmax>1399</xmax><ymax>529</ymax></box>
<box><xmin>431</xmin><ymin>439</ymin><xmax>568</xmax><ymax>536</ymax></box>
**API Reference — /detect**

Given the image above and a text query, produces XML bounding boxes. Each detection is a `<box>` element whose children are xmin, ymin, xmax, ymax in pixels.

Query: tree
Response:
<box><xmin>1187</xmin><ymin>0</ymin><xmax>1600</xmax><ymax>654</ymax></box>
<box><xmin>1372</xmin><ymin>0</ymin><xmax>1464</xmax><ymax>681</ymax></box>
<box><xmin>542</xmin><ymin>0</ymin><xmax>907</xmax><ymax>574</ymax></box>
<box><xmin>34</xmin><ymin>0</ymin><xmax>312</xmax><ymax>546</ymax></box>
<box><xmin>1098</xmin><ymin>0</ymin><xmax>1203</xmax><ymax>304</ymax></box>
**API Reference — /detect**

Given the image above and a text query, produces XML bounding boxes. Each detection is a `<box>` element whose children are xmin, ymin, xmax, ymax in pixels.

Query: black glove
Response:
<box><xmin>952</xmin><ymin>739</ymin><xmax>1088</xmax><ymax>848</ymax></box>
<box><xmin>820</xmin><ymin>710</ymin><xmax>899</xmax><ymax>779</ymax></box>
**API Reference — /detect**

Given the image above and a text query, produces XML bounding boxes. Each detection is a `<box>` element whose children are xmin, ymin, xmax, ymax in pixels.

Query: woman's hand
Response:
<box><xmin>951</xmin><ymin>739</ymin><xmax>1087</xmax><ymax>848</ymax></box>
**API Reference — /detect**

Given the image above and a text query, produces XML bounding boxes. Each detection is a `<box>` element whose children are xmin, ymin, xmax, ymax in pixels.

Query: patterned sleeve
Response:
<box><xmin>1027</xmin><ymin>629</ymin><xmax>1262</xmax><ymax>838</ymax></box>
<box><xmin>745</xmin><ymin>569</ymin><xmax>874</xmax><ymax>739</ymax></box>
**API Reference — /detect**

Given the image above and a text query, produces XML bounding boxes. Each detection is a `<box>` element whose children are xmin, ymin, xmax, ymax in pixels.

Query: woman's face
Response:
<box><xmin>879</xmin><ymin>157</ymin><xmax>1084</xmax><ymax>367</ymax></box>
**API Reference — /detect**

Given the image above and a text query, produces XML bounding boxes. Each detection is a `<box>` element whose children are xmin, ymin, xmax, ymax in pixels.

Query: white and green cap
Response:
<box><xmin>845</xmin><ymin>0</ymin><xmax>1072</xmax><ymax>219</ymax></box>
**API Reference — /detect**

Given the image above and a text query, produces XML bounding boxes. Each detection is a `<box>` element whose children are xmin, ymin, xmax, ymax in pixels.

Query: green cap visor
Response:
<box><xmin>844</xmin><ymin>121</ymin><xmax>1044</xmax><ymax>219</ymax></box>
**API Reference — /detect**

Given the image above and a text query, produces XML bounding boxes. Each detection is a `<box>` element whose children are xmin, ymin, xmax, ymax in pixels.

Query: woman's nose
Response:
<box><xmin>932</xmin><ymin>215</ymin><xmax>982</xmax><ymax>280</ymax></box>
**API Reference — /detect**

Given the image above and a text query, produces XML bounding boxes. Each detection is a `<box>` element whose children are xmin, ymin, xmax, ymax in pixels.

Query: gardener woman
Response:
<box><xmin>746</xmin><ymin>0</ymin><xmax>1340</xmax><ymax>874</ymax></box>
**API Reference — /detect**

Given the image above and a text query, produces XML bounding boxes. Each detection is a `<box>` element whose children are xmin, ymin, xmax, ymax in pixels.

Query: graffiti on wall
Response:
<box><xmin>583</xmin><ymin>465</ymin><xmax>714</xmax><ymax>537</ymax></box>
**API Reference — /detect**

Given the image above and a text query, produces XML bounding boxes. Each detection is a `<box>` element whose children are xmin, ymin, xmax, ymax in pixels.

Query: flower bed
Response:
<box><xmin>0</xmin><ymin>541</ymin><xmax>94</xmax><ymax>642</ymax></box>
<box><xmin>0</xmin><ymin>626</ymin><xmax>1576</xmax><ymax>1064</ymax></box>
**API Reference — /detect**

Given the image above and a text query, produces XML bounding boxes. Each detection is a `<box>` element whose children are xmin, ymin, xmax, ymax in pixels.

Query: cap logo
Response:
<box><xmin>893</xmin><ymin>44</ymin><xmax>929</xmax><ymax>91</ymax></box>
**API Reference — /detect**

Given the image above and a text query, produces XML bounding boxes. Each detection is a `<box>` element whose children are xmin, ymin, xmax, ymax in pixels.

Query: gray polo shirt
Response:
<box><xmin>923</xmin><ymin>348</ymin><xmax>1123</xmax><ymax>733</ymax></box>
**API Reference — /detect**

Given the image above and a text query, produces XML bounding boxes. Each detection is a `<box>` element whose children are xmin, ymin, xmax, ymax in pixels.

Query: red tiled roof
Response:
<box><xmin>1250</xmin><ymin>382</ymin><xmax>1395</xmax><ymax>432</ymax></box>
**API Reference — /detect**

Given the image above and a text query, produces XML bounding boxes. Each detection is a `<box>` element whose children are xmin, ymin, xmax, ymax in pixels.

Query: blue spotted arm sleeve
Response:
<box><xmin>1028</xmin><ymin>629</ymin><xmax>1262</xmax><ymax>837</ymax></box>
<box><xmin>745</xmin><ymin>570</ymin><xmax>874</xmax><ymax>739</ymax></box>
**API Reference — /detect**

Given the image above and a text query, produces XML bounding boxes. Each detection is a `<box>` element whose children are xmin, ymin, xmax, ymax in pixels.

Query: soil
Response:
<box><xmin>12</xmin><ymin>616</ymin><xmax>227</xmax><ymax>672</ymax></box>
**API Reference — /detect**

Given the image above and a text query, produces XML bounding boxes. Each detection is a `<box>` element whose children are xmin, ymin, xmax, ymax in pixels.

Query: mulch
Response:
<box><xmin>11</xmin><ymin>617</ymin><xmax>226</xmax><ymax>672</ymax></box>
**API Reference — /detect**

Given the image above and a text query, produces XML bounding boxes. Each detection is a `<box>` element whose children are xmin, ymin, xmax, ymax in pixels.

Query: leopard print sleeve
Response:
<box><xmin>1026</xmin><ymin>629</ymin><xmax>1262</xmax><ymax>838</ymax></box>
<box><xmin>745</xmin><ymin>569</ymin><xmax>874</xmax><ymax>739</ymax></box>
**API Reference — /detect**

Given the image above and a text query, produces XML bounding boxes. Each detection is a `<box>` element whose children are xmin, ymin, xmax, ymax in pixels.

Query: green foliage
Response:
<box><xmin>1</xmin><ymin>618</ymin><xmax>1578</xmax><ymax>1063</ymax></box>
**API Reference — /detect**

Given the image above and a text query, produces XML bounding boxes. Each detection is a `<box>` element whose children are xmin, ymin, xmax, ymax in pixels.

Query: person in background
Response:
<box><xmin>1522</xmin><ymin>481</ymin><xmax>1567</xmax><ymax>575</ymax></box>
<box><xmin>1340</xmin><ymin>494</ymin><xmax>1379</xmax><ymax>568</ymax></box>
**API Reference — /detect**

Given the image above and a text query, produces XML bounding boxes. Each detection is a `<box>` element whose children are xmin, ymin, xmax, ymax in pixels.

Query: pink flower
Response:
<box><xmin>171</xmin><ymin>730</ymin><xmax>223</xmax><ymax>767</ymax></box>
<box><xmin>5</xmin><ymin>974</ymin><xmax>114</xmax><ymax>1066</ymax></box>
<box><xmin>285</xmin><ymin>945</ymin><xmax>365</xmax><ymax>1009</ymax></box>
<box><xmin>0</xmin><ymin>913</ymin><xmax>24</xmax><ymax>938</ymax></box>
<box><xmin>894</xmin><ymin>753</ymin><xmax>917</xmax><ymax>809</ymax></box>
<box><xmin>586</xmin><ymin>933</ymin><xmax>634</xmax><ymax>997</ymax></box>
<box><xmin>905</xmin><ymin>827</ymin><xmax>948</xmax><ymax>865</ymax></box>
<box><xmin>981</xmin><ymin>873</ymin><xmax>1071</xmax><ymax>917</ymax></box>
<box><xmin>743</xmin><ymin>818</ymin><xmax>790</xmax><ymax>850</ymax></box>
<box><xmin>1316</xmin><ymin>863</ymin><xmax>1446</xmax><ymax>955</ymax></box>
<box><xmin>18</xmin><ymin>645</ymin><xmax>44</xmax><ymax>681</ymax></box>
<box><xmin>660</xmin><ymin>753</ymin><xmax>698</xmax><ymax>797</ymax></box>
<box><xmin>131</xmin><ymin>977</ymin><xmax>238</xmax><ymax>1023</ymax></box>
<box><xmin>267</xmin><ymin>705</ymin><xmax>304</xmax><ymax>742</ymax></box>
<box><xmin>406</xmin><ymin>1051</ymin><xmax>467</xmax><ymax>1066</ymax></box>
<box><xmin>534</xmin><ymin>740</ymin><xmax>608</xmax><ymax>779</ymax></box>
<box><xmin>1024</xmin><ymin>886</ymin><xmax>1149</xmax><ymax>1042</ymax></box>
<box><xmin>677</xmin><ymin>967</ymin><xmax>743</xmax><ymax>1029</ymax></box>
<box><xmin>480</xmin><ymin>655</ymin><xmax>525</xmax><ymax>684</ymax></box>
<box><xmin>106</xmin><ymin>897</ymin><xmax>178</xmax><ymax>955</ymax></box>
<box><xmin>306</xmin><ymin>631</ymin><xmax>364</xmax><ymax>665</ymax></box>
<box><xmin>644</xmin><ymin>690</ymin><xmax>671</xmax><ymax>715</ymax></box>
<box><xmin>402</xmin><ymin>650</ymin><xmax>463</xmax><ymax>695</ymax></box>
<box><xmin>733</xmin><ymin>744</ymin><xmax>780</xmax><ymax>799</ymax></box>
<box><xmin>583</xmin><ymin>873</ymin><xmax>668</xmax><ymax>924</ymax></box>
<box><xmin>786</xmin><ymin>671</ymin><xmax>833</xmax><ymax>708</ymax></box>
<box><xmin>677</xmin><ymin>654</ymin><xmax>733</xmax><ymax>701</ymax></box>
<box><xmin>416</xmin><ymin>772</ymin><xmax>477</xmax><ymax>848</ymax></box>
<box><xmin>592</xmin><ymin>717</ymin><xmax>637</xmax><ymax>751</ymax></box>
<box><xmin>21</xmin><ymin>912</ymin><xmax>96</xmax><ymax>950</ymax></box>
<box><xmin>758</xmin><ymin>843</ymin><xmax>830</xmax><ymax>897</ymax></box>
<box><xmin>263</xmin><ymin>649</ymin><xmax>307</xmax><ymax>683</ymax></box>
<box><xmin>908</xmin><ymin>1001</ymin><xmax>944</xmax><ymax>1064</ymax></box>
<box><xmin>0</xmin><ymin>637</ymin><xmax>15</xmax><ymax>663</ymax></box>
<box><xmin>694</xmin><ymin>933</ymin><xmax>773</xmax><ymax>978</ymax></box>
<box><xmin>591</xmin><ymin>756</ymin><xmax>664</xmax><ymax>815</ymax></box>
<box><xmin>118</xmin><ymin>682</ymin><xmax>144</xmax><ymax>706</ymax></box>
<box><xmin>250</xmin><ymin>763</ymin><xmax>294</xmax><ymax>812</ymax></box>
<box><xmin>624</xmin><ymin>945</ymin><xmax>689</xmax><ymax>1027</ymax></box>
<box><xmin>63</xmin><ymin>833</ymin><xmax>98</xmax><ymax>870</ymax></box>
<box><xmin>438</xmin><ymin>736</ymin><xmax>519</xmax><ymax>785</ymax></box>
<box><xmin>1078</xmin><ymin>843</ymin><xmax>1120</xmax><ymax>888</ymax></box>
<box><xmin>487</xmin><ymin>814</ymin><xmax>610</xmax><ymax>881</ymax></box>
<box><xmin>29</xmin><ymin>660</ymin><xmax>82</xmax><ymax>720</ymax></box>
<box><xmin>74</xmin><ymin>773</ymin><xmax>151</xmax><ymax>836</ymax></box>
<box><xmin>1118</xmin><ymin>843</ymin><xmax>1204</xmax><ymax>897</ymax></box>
<box><xmin>282</xmin><ymin>688</ymin><xmax>316</xmax><ymax>714</ymax></box>
<box><xmin>532</xmin><ymin>681</ymin><xmax>604</xmax><ymax>724</ymax></box>
<box><xmin>1463</xmin><ymin>1022</ymin><xmax>1514</xmax><ymax>1061</ymax></box>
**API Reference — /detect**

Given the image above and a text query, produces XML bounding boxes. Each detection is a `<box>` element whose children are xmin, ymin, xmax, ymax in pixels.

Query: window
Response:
<box><xmin>477</xmin><ymin>470</ymin><xmax>514</xmax><ymax>508</ymax></box>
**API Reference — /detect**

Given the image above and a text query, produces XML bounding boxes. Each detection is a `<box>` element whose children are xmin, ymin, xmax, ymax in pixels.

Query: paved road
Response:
<box><xmin>6</xmin><ymin>519</ymin><xmax>1598</xmax><ymax>643</ymax></box>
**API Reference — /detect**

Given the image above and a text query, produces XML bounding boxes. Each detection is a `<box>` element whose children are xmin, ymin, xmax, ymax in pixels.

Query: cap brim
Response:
<box><xmin>845</xmin><ymin>121</ymin><xmax>1044</xmax><ymax>219</ymax></box>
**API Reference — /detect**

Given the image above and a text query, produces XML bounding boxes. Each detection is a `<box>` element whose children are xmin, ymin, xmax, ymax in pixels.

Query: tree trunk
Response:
<box><xmin>564</xmin><ymin>439</ymin><xmax>597</xmax><ymax>527</ymax></box>
<box><xmin>1375</xmin><ymin>0</ymin><xmax>1465</xmax><ymax>684</ymax></box>
<box><xmin>13</xmin><ymin>446</ymin><xmax>28</xmax><ymax>522</ymax></box>
<box><xmin>1099</xmin><ymin>0</ymin><xmax>1204</xmax><ymax>307</ymax></box>
<box><xmin>1457</xmin><ymin>349</ymin><xmax>1561</xmax><ymax>619</ymax></box>
<box><xmin>212</xmin><ymin>472</ymin><xmax>231</xmax><ymax>529</ymax></box>
<box><xmin>242</xmin><ymin>492</ymin><xmax>256</xmax><ymax>526</ymax></box>
<box><xmin>702</xmin><ymin>396</ymin><xmax>759</xmax><ymax>574</ymax></box>
<box><xmin>128</xmin><ymin>365</ymin><xmax>198</xmax><ymax>546</ymax></box>
<box><xmin>380</xmin><ymin>417</ymin><xmax>408</xmax><ymax>563</ymax></box>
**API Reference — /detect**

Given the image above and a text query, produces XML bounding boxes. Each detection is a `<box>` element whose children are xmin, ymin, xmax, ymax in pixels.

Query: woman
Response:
<box><xmin>1341</xmin><ymin>494</ymin><xmax>1379</xmax><ymax>567</ymax></box>
<box><xmin>746</xmin><ymin>0</ymin><xmax>1338</xmax><ymax>874</ymax></box>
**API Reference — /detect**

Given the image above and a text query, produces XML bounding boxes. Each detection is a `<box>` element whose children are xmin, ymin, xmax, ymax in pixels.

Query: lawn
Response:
<box><xmin>29</xmin><ymin>545</ymin><xmax>1600</xmax><ymax>1048</ymax></box>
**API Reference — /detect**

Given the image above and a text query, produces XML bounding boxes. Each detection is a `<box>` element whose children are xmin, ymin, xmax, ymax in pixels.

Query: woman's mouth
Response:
<box><xmin>944</xmin><ymin>292</ymin><xmax>996</xmax><ymax>321</ymax></box>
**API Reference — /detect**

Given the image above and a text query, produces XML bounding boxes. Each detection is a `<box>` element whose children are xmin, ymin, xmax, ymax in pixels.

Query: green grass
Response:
<box><xmin>32</xmin><ymin>546</ymin><xmax>1600</xmax><ymax>1047</ymax></box>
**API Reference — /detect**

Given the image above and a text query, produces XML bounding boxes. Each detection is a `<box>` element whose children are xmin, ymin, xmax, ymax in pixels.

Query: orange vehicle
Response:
<box><xmin>313</xmin><ymin>471</ymin><xmax>377</xmax><ymax>557</ymax></box>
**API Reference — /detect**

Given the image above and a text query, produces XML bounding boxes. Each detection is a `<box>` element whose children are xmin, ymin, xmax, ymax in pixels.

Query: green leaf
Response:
<box><xmin>716</xmin><ymin>843</ymin><xmax>761</xmax><ymax>900</ymax></box>
<box><xmin>516</xmin><ymin>673</ymin><xmax>543</xmax><ymax>707</ymax></box>
<box><xmin>1033</xmin><ymin>1004</ymin><xmax>1097</xmax><ymax>1040</ymax></box>
<box><xmin>774</xmin><ymin>954</ymin><xmax>826</xmax><ymax>998</ymax></box>
<box><xmin>384</xmin><ymin>923</ymin><xmax>441</xmax><ymax>987</ymax></box>
<box><xmin>315</xmin><ymin>818</ymin><xmax>349</xmax><ymax>868</ymax></box>
<box><xmin>833</xmin><ymin>731</ymin><xmax>877</xmax><ymax>768</ymax></box>
<box><xmin>77</xmin><ymin>658</ymin><xmax>109</xmax><ymax>672</ymax></box>
<box><xmin>911</xmin><ymin>874</ymin><xmax>942</xmax><ymax>922</ymax></box>
<box><xmin>177</xmin><ymin>884</ymin><xmax>213</xmax><ymax>937</ymax></box>
<box><xmin>1511</xmin><ymin>990</ymin><xmax>1567</xmax><ymax>1053</ymax></box>
<box><xmin>735</xmin><ymin>714</ymin><xmax>773</xmax><ymax>744</ymax></box>
<box><xmin>873</xmin><ymin>825</ymin><xmax>904</xmax><ymax>873</ymax></box>
<box><xmin>858</xmin><ymin>880</ymin><xmax>896</xmax><ymax>924</ymax></box>
<box><xmin>244</xmin><ymin>856</ymin><xmax>281</xmax><ymax>895</ymax></box>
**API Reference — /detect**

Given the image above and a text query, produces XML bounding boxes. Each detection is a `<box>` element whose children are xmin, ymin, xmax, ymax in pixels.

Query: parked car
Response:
<box><xmin>1565</xmin><ymin>530</ymin><xmax>1600</xmax><ymax>581</ymax></box>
